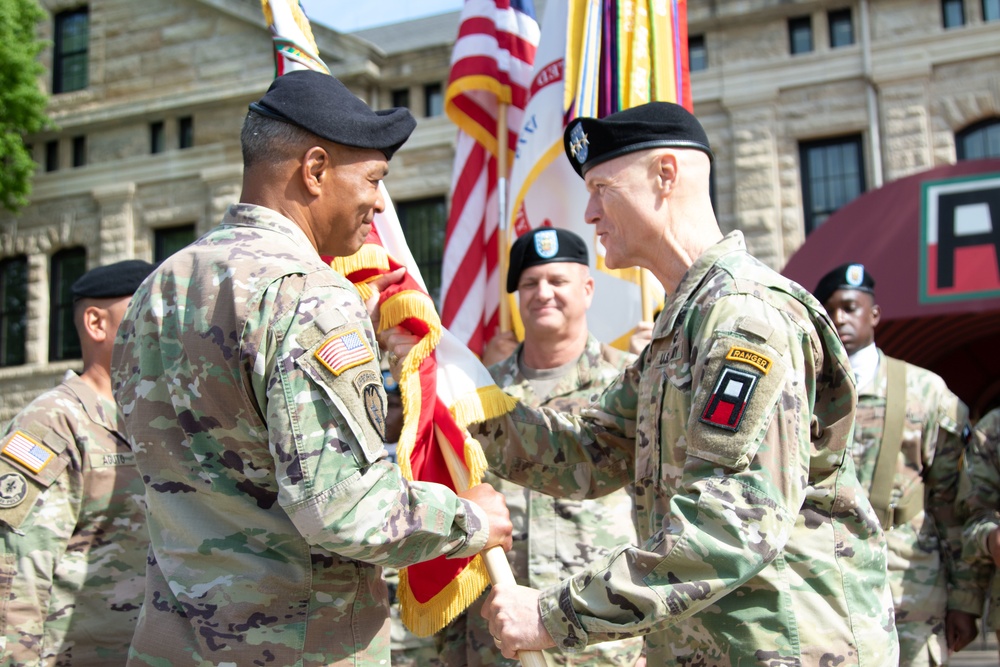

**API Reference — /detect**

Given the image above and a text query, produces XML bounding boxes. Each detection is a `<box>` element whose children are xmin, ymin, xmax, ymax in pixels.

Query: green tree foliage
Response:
<box><xmin>0</xmin><ymin>0</ymin><xmax>49</xmax><ymax>213</ymax></box>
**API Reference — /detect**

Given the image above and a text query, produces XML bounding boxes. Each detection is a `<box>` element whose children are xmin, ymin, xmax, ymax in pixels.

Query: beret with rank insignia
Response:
<box><xmin>506</xmin><ymin>227</ymin><xmax>589</xmax><ymax>293</ymax></box>
<box><xmin>813</xmin><ymin>263</ymin><xmax>876</xmax><ymax>305</ymax></box>
<box><xmin>563</xmin><ymin>101</ymin><xmax>714</xmax><ymax>178</ymax></box>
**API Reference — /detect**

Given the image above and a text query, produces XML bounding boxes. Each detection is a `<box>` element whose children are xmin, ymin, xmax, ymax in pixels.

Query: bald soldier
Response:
<box><xmin>815</xmin><ymin>263</ymin><xmax>985</xmax><ymax>665</ymax></box>
<box><xmin>0</xmin><ymin>260</ymin><xmax>154</xmax><ymax>665</ymax></box>
<box><xmin>437</xmin><ymin>228</ymin><xmax>643</xmax><ymax>667</ymax></box>
<box><xmin>386</xmin><ymin>102</ymin><xmax>898</xmax><ymax>665</ymax></box>
<box><xmin>111</xmin><ymin>71</ymin><xmax>511</xmax><ymax>667</ymax></box>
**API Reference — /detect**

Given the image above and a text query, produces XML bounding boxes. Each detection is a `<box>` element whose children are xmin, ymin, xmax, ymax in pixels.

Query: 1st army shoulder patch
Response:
<box><xmin>1</xmin><ymin>431</ymin><xmax>55</xmax><ymax>473</ymax></box>
<box><xmin>699</xmin><ymin>366</ymin><xmax>759</xmax><ymax>432</ymax></box>
<box><xmin>314</xmin><ymin>328</ymin><xmax>374</xmax><ymax>376</ymax></box>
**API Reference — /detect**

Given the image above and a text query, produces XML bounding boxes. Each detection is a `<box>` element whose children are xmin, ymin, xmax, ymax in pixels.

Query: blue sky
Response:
<box><xmin>299</xmin><ymin>1</ymin><xmax>463</xmax><ymax>33</ymax></box>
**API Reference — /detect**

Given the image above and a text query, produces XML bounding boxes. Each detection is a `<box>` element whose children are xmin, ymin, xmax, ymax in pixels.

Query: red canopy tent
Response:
<box><xmin>782</xmin><ymin>159</ymin><xmax>1000</xmax><ymax>418</ymax></box>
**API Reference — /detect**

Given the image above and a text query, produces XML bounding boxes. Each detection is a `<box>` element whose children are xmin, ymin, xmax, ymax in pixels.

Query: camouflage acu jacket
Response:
<box><xmin>473</xmin><ymin>231</ymin><xmax>898</xmax><ymax>666</ymax></box>
<box><xmin>0</xmin><ymin>373</ymin><xmax>147</xmax><ymax>666</ymax></box>
<box><xmin>439</xmin><ymin>336</ymin><xmax>643</xmax><ymax>667</ymax></box>
<box><xmin>111</xmin><ymin>203</ymin><xmax>490</xmax><ymax>667</ymax></box>
<box><xmin>961</xmin><ymin>408</ymin><xmax>1000</xmax><ymax>631</ymax></box>
<box><xmin>853</xmin><ymin>349</ymin><xmax>984</xmax><ymax>664</ymax></box>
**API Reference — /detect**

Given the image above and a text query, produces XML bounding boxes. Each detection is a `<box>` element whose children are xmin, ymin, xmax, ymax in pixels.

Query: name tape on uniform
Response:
<box><xmin>315</xmin><ymin>329</ymin><xmax>374</xmax><ymax>376</ymax></box>
<box><xmin>725</xmin><ymin>346</ymin><xmax>772</xmax><ymax>375</ymax></box>
<box><xmin>2</xmin><ymin>431</ymin><xmax>55</xmax><ymax>473</ymax></box>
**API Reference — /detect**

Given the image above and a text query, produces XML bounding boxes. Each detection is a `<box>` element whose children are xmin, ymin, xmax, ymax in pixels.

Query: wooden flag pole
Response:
<box><xmin>436</xmin><ymin>427</ymin><xmax>548</xmax><ymax>667</ymax></box>
<box><xmin>639</xmin><ymin>268</ymin><xmax>654</xmax><ymax>322</ymax></box>
<box><xmin>497</xmin><ymin>102</ymin><xmax>512</xmax><ymax>333</ymax></box>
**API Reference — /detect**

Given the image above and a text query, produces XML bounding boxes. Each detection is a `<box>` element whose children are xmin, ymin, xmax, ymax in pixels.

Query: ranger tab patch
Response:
<box><xmin>725</xmin><ymin>346</ymin><xmax>772</xmax><ymax>375</ymax></box>
<box><xmin>700</xmin><ymin>367</ymin><xmax>759</xmax><ymax>432</ymax></box>
<box><xmin>2</xmin><ymin>431</ymin><xmax>54</xmax><ymax>473</ymax></box>
<box><xmin>315</xmin><ymin>329</ymin><xmax>374</xmax><ymax>376</ymax></box>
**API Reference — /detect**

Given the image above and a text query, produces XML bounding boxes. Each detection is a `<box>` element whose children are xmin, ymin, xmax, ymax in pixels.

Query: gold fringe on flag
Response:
<box><xmin>398</xmin><ymin>554</ymin><xmax>490</xmax><ymax>637</ymax></box>
<box><xmin>329</xmin><ymin>244</ymin><xmax>391</xmax><ymax>277</ymax></box>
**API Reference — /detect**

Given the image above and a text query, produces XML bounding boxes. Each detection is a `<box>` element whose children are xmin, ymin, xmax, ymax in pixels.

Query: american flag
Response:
<box><xmin>315</xmin><ymin>330</ymin><xmax>373</xmax><ymax>376</ymax></box>
<box><xmin>2</xmin><ymin>431</ymin><xmax>54</xmax><ymax>473</ymax></box>
<box><xmin>439</xmin><ymin>0</ymin><xmax>540</xmax><ymax>356</ymax></box>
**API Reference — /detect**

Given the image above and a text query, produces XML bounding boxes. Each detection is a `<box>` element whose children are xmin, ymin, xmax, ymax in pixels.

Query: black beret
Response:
<box><xmin>249</xmin><ymin>70</ymin><xmax>416</xmax><ymax>160</ymax></box>
<box><xmin>563</xmin><ymin>101</ymin><xmax>713</xmax><ymax>178</ymax></box>
<box><xmin>71</xmin><ymin>259</ymin><xmax>156</xmax><ymax>301</ymax></box>
<box><xmin>813</xmin><ymin>263</ymin><xmax>876</xmax><ymax>305</ymax></box>
<box><xmin>506</xmin><ymin>228</ymin><xmax>589</xmax><ymax>293</ymax></box>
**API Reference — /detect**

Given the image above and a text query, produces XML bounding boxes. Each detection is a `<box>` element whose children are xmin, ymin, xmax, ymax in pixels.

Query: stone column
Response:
<box><xmin>92</xmin><ymin>182</ymin><xmax>137</xmax><ymax>264</ymax></box>
<box><xmin>200</xmin><ymin>165</ymin><xmax>244</xmax><ymax>232</ymax></box>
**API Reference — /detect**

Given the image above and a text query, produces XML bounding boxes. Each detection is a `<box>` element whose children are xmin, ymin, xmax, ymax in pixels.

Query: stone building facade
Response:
<box><xmin>0</xmin><ymin>0</ymin><xmax>998</xmax><ymax>420</ymax></box>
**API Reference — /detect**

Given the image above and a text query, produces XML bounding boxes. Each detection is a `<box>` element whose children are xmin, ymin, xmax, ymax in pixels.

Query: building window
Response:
<box><xmin>150</xmin><ymin>121</ymin><xmax>165</xmax><ymax>154</ymax></box>
<box><xmin>789</xmin><ymin>16</ymin><xmax>813</xmax><ymax>55</ymax></box>
<box><xmin>956</xmin><ymin>118</ymin><xmax>1000</xmax><ymax>160</ymax></box>
<box><xmin>45</xmin><ymin>140</ymin><xmax>59</xmax><ymax>172</ymax></box>
<box><xmin>424</xmin><ymin>83</ymin><xmax>444</xmax><ymax>117</ymax></box>
<box><xmin>50</xmin><ymin>248</ymin><xmax>86</xmax><ymax>362</ymax></box>
<box><xmin>72</xmin><ymin>135</ymin><xmax>86</xmax><ymax>167</ymax></box>
<box><xmin>828</xmin><ymin>9</ymin><xmax>854</xmax><ymax>47</ymax></box>
<box><xmin>53</xmin><ymin>7</ymin><xmax>89</xmax><ymax>94</ymax></box>
<box><xmin>396</xmin><ymin>197</ymin><xmax>446</xmax><ymax>306</ymax></box>
<box><xmin>179</xmin><ymin>116</ymin><xmax>193</xmax><ymax>149</ymax></box>
<box><xmin>155</xmin><ymin>225</ymin><xmax>196</xmax><ymax>262</ymax></box>
<box><xmin>0</xmin><ymin>256</ymin><xmax>28</xmax><ymax>367</ymax></box>
<box><xmin>942</xmin><ymin>0</ymin><xmax>965</xmax><ymax>27</ymax></box>
<box><xmin>800</xmin><ymin>135</ymin><xmax>865</xmax><ymax>233</ymax></box>
<box><xmin>391</xmin><ymin>88</ymin><xmax>410</xmax><ymax>109</ymax></box>
<box><xmin>689</xmin><ymin>34</ymin><xmax>707</xmax><ymax>72</ymax></box>
<box><xmin>985</xmin><ymin>0</ymin><xmax>1000</xmax><ymax>22</ymax></box>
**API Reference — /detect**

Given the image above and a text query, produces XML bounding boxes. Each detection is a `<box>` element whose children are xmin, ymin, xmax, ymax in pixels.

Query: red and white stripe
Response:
<box><xmin>440</xmin><ymin>0</ymin><xmax>539</xmax><ymax>356</ymax></box>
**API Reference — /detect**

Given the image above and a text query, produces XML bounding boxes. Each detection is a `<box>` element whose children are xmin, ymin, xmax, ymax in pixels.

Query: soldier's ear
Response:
<box><xmin>79</xmin><ymin>304</ymin><xmax>111</xmax><ymax>344</ymax></box>
<box><xmin>870</xmin><ymin>302</ymin><xmax>881</xmax><ymax>328</ymax></box>
<box><xmin>301</xmin><ymin>146</ymin><xmax>329</xmax><ymax>196</ymax></box>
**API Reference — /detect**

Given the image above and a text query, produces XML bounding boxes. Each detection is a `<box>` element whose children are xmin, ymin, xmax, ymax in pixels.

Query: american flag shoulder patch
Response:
<box><xmin>2</xmin><ymin>431</ymin><xmax>55</xmax><ymax>473</ymax></box>
<box><xmin>314</xmin><ymin>328</ymin><xmax>374</xmax><ymax>376</ymax></box>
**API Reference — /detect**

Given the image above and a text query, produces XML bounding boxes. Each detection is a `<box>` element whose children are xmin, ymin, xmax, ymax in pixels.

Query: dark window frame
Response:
<box><xmin>53</xmin><ymin>7</ymin><xmax>89</xmax><ymax>94</ymax></box>
<box><xmin>154</xmin><ymin>224</ymin><xmax>197</xmax><ymax>262</ymax></box>
<box><xmin>423</xmin><ymin>82</ymin><xmax>444</xmax><ymax>118</ymax></box>
<box><xmin>396</xmin><ymin>197</ymin><xmax>447</xmax><ymax>307</ymax></box>
<box><xmin>985</xmin><ymin>0</ymin><xmax>1000</xmax><ymax>21</ymax></box>
<box><xmin>49</xmin><ymin>248</ymin><xmax>87</xmax><ymax>362</ymax></box>
<box><xmin>0</xmin><ymin>255</ymin><xmax>29</xmax><ymax>367</ymax></box>
<box><xmin>150</xmin><ymin>121</ymin><xmax>165</xmax><ymax>154</ymax></box>
<box><xmin>179</xmin><ymin>116</ymin><xmax>193</xmax><ymax>149</ymax></box>
<box><xmin>72</xmin><ymin>135</ymin><xmax>86</xmax><ymax>168</ymax></box>
<box><xmin>789</xmin><ymin>16</ymin><xmax>814</xmax><ymax>55</ymax></box>
<box><xmin>689</xmin><ymin>34</ymin><xmax>707</xmax><ymax>72</ymax></box>
<box><xmin>45</xmin><ymin>140</ymin><xmax>59</xmax><ymax>172</ymax></box>
<box><xmin>942</xmin><ymin>0</ymin><xmax>965</xmax><ymax>28</ymax></box>
<box><xmin>828</xmin><ymin>8</ymin><xmax>854</xmax><ymax>48</ymax></box>
<box><xmin>391</xmin><ymin>88</ymin><xmax>410</xmax><ymax>109</ymax></box>
<box><xmin>800</xmin><ymin>135</ymin><xmax>866</xmax><ymax>234</ymax></box>
<box><xmin>956</xmin><ymin>118</ymin><xmax>1000</xmax><ymax>160</ymax></box>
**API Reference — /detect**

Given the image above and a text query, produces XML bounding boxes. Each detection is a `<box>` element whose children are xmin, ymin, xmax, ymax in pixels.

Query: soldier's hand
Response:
<box><xmin>945</xmin><ymin>609</ymin><xmax>978</xmax><ymax>653</ymax></box>
<box><xmin>458</xmin><ymin>483</ymin><xmax>513</xmax><ymax>552</ymax></box>
<box><xmin>364</xmin><ymin>268</ymin><xmax>406</xmax><ymax>331</ymax></box>
<box><xmin>481</xmin><ymin>332</ymin><xmax>519</xmax><ymax>366</ymax></box>
<box><xmin>482</xmin><ymin>583</ymin><xmax>555</xmax><ymax>659</ymax></box>
<box><xmin>379</xmin><ymin>325</ymin><xmax>421</xmax><ymax>381</ymax></box>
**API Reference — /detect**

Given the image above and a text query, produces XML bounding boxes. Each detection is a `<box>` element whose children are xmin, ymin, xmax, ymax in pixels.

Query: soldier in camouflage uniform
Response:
<box><xmin>0</xmin><ymin>259</ymin><xmax>154</xmax><ymax>665</ymax></box>
<box><xmin>384</xmin><ymin>102</ymin><xmax>900</xmax><ymax>665</ymax></box>
<box><xmin>961</xmin><ymin>407</ymin><xmax>1000</xmax><ymax>661</ymax></box>
<box><xmin>815</xmin><ymin>264</ymin><xmax>984</xmax><ymax>665</ymax></box>
<box><xmin>436</xmin><ymin>228</ymin><xmax>643</xmax><ymax>667</ymax></box>
<box><xmin>110</xmin><ymin>71</ymin><xmax>512</xmax><ymax>667</ymax></box>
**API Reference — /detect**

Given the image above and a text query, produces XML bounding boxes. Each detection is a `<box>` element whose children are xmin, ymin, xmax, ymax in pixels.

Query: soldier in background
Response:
<box><xmin>814</xmin><ymin>263</ymin><xmax>985</xmax><ymax>665</ymax></box>
<box><xmin>961</xmin><ymin>407</ymin><xmax>1000</xmax><ymax>663</ymax></box>
<box><xmin>111</xmin><ymin>70</ymin><xmax>511</xmax><ymax>667</ymax></box>
<box><xmin>436</xmin><ymin>227</ymin><xmax>643</xmax><ymax>667</ymax></box>
<box><xmin>0</xmin><ymin>259</ymin><xmax>154</xmax><ymax>665</ymax></box>
<box><xmin>384</xmin><ymin>101</ymin><xmax>898</xmax><ymax>665</ymax></box>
